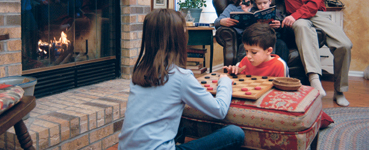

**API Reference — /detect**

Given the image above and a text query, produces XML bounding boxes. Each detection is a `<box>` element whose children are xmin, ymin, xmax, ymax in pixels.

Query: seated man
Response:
<box><xmin>281</xmin><ymin>0</ymin><xmax>352</xmax><ymax>106</ymax></box>
<box><xmin>223</xmin><ymin>22</ymin><xmax>289</xmax><ymax>77</ymax></box>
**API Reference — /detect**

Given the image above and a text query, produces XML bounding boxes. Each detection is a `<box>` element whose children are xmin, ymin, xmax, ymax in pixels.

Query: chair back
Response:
<box><xmin>212</xmin><ymin>0</ymin><xmax>234</xmax><ymax>17</ymax></box>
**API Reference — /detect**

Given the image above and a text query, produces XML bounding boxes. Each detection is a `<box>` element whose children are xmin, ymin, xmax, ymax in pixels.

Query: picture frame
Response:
<box><xmin>152</xmin><ymin>0</ymin><xmax>169</xmax><ymax>10</ymax></box>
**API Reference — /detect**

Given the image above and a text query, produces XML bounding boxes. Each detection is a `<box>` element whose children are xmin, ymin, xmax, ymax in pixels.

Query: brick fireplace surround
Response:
<box><xmin>0</xmin><ymin>0</ymin><xmax>150</xmax><ymax>149</ymax></box>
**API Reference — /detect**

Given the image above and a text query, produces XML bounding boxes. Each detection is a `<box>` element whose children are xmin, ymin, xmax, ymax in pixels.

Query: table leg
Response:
<box><xmin>209</xmin><ymin>37</ymin><xmax>213</xmax><ymax>73</ymax></box>
<box><xmin>14</xmin><ymin>120</ymin><xmax>35</xmax><ymax>150</ymax></box>
<box><xmin>203</xmin><ymin>45</ymin><xmax>206</xmax><ymax>67</ymax></box>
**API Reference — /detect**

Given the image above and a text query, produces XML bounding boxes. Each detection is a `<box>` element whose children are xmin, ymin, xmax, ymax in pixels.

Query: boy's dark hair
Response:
<box><xmin>242</xmin><ymin>22</ymin><xmax>276</xmax><ymax>50</ymax></box>
<box><xmin>132</xmin><ymin>9</ymin><xmax>188</xmax><ymax>87</ymax></box>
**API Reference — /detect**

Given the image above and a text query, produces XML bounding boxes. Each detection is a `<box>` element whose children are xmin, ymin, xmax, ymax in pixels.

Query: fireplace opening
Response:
<box><xmin>21</xmin><ymin>0</ymin><xmax>121</xmax><ymax>97</ymax></box>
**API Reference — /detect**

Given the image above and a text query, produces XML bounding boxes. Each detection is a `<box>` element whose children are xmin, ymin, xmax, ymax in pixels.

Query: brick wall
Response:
<box><xmin>0</xmin><ymin>0</ymin><xmax>151</xmax><ymax>79</ymax></box>
<box><xmin>120</xmin><ymin>0</ymin><xmax>151</xmax><ymax>79</ymax></box>
<box><xmin>0</xmin><ymin>1</ymin><xmax>22</xmax><ymax>78</ymax></box>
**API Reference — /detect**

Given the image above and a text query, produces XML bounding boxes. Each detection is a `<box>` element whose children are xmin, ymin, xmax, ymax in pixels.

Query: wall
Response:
<box><xmin>0</xmin><ymin>0</ymin><xmax>22</xmax><ymax>78</ymax></box>
<box><xmin>120</xmin><ymin>0</ymin><xmax>151</xmax><ymax>79</ymax></box>
<box><xmin>341</xmin><ymin>0</ymin><xmax>369</xmax><ymax>71</ymax></box>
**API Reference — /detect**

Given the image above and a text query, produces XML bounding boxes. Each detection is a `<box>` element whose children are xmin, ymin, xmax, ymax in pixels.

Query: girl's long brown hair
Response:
<box><xmin>132</xmin><ymin>9</ymin><xmax>188</xmax><ymax>87</ymax></box>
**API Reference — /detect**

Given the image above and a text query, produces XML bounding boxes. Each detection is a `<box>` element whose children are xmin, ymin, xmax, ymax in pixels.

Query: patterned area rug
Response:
<box><xmin>317</xmin><ymin>107</ymin><xmax>369</xmax><ymax>150</ymax></box>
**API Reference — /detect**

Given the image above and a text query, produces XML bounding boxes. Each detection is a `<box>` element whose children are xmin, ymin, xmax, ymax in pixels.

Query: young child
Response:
<box><xmin>251</xmin><ymin>0</ymin><xmax>290</xmax><ymax>62</ymax></box>
<box><xmin>223</xmin><ymin>22</ymin><xmax>289</xmax><ymax>77</ymax></box>
<box><xmin>118</xmin><ymin>9</ymin><xmax>244</xmax><ymax>150</ymax></box>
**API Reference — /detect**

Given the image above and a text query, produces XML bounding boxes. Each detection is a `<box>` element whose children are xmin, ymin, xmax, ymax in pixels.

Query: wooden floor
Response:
<box><xmin>107</xmin><ymin>73</ymin><xmax>369</xmax><ymax>150</ymax></box>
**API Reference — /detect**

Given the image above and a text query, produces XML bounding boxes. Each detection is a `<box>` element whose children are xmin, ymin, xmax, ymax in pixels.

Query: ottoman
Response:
<box><xmin>181</xmin><ymin>85</ymin><xmax>321</xmax><ymax>150</ymax></box>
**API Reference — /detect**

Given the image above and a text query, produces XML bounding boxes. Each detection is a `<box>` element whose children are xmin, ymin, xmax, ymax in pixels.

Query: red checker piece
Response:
<box><xmin>241</xmin><ymin>88</ymin><xmax>248</xmax><ymax>91</ymax></box>
<box><xmin>212</xmin><ymin>80</ymin><xmax>218</xmax><ymax>83</ymax></box>
<box><xmin>204</xmin><ymin>84</ymin><xmax>210</xmax><ymax>87</ymax></box>
<box><xmin>245</xmin><ymin>92</ymin><xmax>252</xmax><ymax>95</ymax></box>
<box><xmin>207</xmin><ymin>87</ymin><xmax>214</xmax><ymax>90</ymax></box>
<box><xmin>254</xmin><ymin>86</ymin><xmax>261</xmax><ymax>90</ymax></box>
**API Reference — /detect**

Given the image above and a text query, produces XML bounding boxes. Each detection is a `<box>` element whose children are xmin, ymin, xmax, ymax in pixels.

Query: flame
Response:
<box><xmin>38</xmin><ymin>39</ymin><xmax>49</xmax><ymax>46</ymax></box>
<box><xmin>54</xmin><ymin>31</ymin><xmax>70</xmax><ymax>45</ymax></box>
<box><xmin>38</xmin><ymin>31</ymin><xmax>70</xmax><ymax>56</ymax></box>
<box><xmin>38</xmin><ymin>39</ymin><xmax>49</xmax><ymax>55</ymax></box>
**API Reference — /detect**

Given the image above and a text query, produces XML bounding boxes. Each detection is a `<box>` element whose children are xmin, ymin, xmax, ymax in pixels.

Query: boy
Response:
<box><xmin>223</xmin><ymin>22</ymin><xmax>289</xmax><ymax>77</ymax></box>
<box><xmin>251</xmin><ymin>0</ymin><xmax>290</xmax><ymax>62</ymax></box>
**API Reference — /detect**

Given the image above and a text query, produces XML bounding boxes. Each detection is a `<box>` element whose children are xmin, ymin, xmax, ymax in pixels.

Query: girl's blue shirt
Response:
<box><xmin>118</xmin><ymin>66</ymin><xmax>232</xmax><ymax>150</ymax></box>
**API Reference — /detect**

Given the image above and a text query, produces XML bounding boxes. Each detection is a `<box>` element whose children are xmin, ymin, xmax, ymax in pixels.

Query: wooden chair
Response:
<box><xmin>0</xmin><ymin>96</ymin><xmax>36</xmax><ymax>150</ymax></box>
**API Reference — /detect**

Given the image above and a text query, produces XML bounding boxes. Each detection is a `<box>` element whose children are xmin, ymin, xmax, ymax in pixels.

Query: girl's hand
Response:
<box><xmin>269</xmin><ymin>20</ymin><xmax>281</xmax><ymax>29</ymax></box>
<box><xmin>220</xmin><ymin>18</ymin><xmax>239</xmax><ymax>27</ymax></box>
<box><xmin>219</xmin><ymin>74</ymin><xmax>234</xmax><ymax>85</ymax></box>
<box><xmin>219</xmin><ymin>74</ymin><xmax>229</xmax><ymax>79</ymax></box>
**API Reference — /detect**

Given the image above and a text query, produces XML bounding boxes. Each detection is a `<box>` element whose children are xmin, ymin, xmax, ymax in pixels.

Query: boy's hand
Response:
<box><xmin>282</xmin><ymin>16</ymin><xmax>296</xmax><ymax>28</ymax></box>
<box><xmin>269</xmin><ymin>20</ymin><xmax>281</xmax><ymax>29</ymax></box>
<box><xmin>223</xmin><ymin>65</ymin><xmax>246</xmax><ymax>75</ymax></box>
<box><xmin>220</xmin><ymin>18</ymin><xmax>239</xmax><ymax>27</ymax></box>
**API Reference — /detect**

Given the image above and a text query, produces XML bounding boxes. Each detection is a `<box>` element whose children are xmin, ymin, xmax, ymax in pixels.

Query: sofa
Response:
<box><xmin>213</xmin><ymin>0</ymin><xmax>327</xmax><ymax>85</ymax></box>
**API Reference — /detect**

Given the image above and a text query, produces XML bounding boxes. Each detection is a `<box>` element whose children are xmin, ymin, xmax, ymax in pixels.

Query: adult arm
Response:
<box><xmin>288</xmin><ymin>0</ymin><xmax>325</xmax><ymax>20</ymax></box>
<box><xmin>181</xmin><ymin>73</ymin><xmax>233</xmax><ymax>120</ymax></box>
<box><xmin>214</xmin><ymin>4</ymin><xmax>239</xmax><ymax>29</ymax></box>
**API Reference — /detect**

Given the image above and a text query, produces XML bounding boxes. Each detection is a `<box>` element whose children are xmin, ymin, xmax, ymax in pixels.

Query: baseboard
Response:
<box><xmin>211</xmin><ymin>63</ymin><xmax>225</xmax><ymax>73</ymax></box>
<box><xmin>349</xmin><ymin>71</ymin><xmax>364</xmax><ymax>77</ymax></box>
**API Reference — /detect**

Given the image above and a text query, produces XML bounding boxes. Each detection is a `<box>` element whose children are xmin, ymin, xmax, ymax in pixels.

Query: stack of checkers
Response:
<box><xmin>197</xmin><ymin>73</ymin><xmax>275</xmax><ymax>100</ymax></box>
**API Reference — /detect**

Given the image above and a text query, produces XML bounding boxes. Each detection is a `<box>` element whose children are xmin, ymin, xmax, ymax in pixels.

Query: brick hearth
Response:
<box><xmin>0</xmin><ymin>78</ymin><xmax>130</xmax><ymax>150</ymax></box>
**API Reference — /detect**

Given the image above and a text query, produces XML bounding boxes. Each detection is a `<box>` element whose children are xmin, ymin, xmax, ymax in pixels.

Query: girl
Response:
<box><xmin>118</xmin><ymin>9</ymin><xmax>244</xmax><ymax>150</ymax></box>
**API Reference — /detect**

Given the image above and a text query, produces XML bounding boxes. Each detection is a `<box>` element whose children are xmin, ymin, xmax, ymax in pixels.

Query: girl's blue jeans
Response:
<box><xmin>175</xmin><ymin>125</ymin><xmax>245</xmax><ymax>150</ymax></box>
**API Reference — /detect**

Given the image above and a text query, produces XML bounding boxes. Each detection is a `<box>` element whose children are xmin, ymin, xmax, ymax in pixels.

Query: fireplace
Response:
<box><xmin>21</xmin><ymin>0</ymin><xmax>121</xmax><ymax>97</ymax></box>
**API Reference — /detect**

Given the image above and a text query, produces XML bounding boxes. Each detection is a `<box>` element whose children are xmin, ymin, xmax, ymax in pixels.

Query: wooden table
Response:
<box><xmin>187</xmin><ymin>27</ymin><xmax>215</xmax><ymax>73</ymax></box>
<box><xmin>0</xmin><ymin>96</ymin><xmax>36</xmax><ymax>150</ymax></box>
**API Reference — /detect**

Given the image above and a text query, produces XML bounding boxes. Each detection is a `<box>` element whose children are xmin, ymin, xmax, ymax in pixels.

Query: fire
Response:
<box><xmin>38</xmin><ymin>39</ymin><xmax>50</xmax><ymax>55</ymax></box>
<box><xmin>38</xmin><ymin>31</ymin><xmax>70</xmax><ymax>57</ymax></box>
<box><xmin>54</xmin><ymin>31</ymin><xmax>70</xmax><ymax>46</ymax></box>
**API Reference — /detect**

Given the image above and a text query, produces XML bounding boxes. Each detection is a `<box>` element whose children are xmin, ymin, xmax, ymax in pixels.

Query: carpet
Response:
<box><xmin>316</xmin><ymin>107</ymin><xmax>369</xmax><ymax>150</ymax></box>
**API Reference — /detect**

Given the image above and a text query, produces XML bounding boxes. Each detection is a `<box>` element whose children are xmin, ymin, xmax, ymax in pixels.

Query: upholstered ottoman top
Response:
<box><xmin>182</xmin><ymin>85</ymin><xmax>321</xmax><ymax>132</ymax></box>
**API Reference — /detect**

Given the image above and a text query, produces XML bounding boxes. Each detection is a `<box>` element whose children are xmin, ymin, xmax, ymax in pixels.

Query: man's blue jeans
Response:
<box><xmin>176</xmin><ymin>125</ymin><xmax>244</xmax><ymax>150</ymax></box>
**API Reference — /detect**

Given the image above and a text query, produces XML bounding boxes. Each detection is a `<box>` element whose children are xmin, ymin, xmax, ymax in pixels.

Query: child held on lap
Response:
<box><xmin>223</xmin><ymin>22</ymin><xmax>289</xmax><ymax>77</ymax></box>
<box><xmin>118</xmin><ymin>9</ymin><xmax>244</xmax><ymax>150</ymax></box>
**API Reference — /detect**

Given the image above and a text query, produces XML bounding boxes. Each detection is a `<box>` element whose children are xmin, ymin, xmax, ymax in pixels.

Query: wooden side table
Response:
<box><xmin>187</xmin><ymin>27</ymin><xmax>215</xmax><ymax>73</ymax></box>
<box><xmin>0</xmin><ymin>96</ymin><xmax>36</xmax><ymax>150</ymax></box>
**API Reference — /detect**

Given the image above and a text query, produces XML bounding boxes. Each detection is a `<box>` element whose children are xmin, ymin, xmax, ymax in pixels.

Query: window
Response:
<box><xmin>175</xmin><ymin>0</ymin><xmax>217</xmax><ymax>23</ymax></box>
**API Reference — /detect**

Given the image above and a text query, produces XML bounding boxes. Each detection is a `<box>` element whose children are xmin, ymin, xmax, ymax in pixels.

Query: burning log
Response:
<box><xmin>60</xmin><ymin>53</ymin><xmax>73</xmax><ymax>64</ymax></box>
<box><xmin>52</xmin><ymin>43</ymin><xmax>74</xmax><ymax>65</ymax></box>
<box><xmin>38</xmin><ymin>31</ymin><xmax>74</xmax><ymax>65</ymax></box>
<box><xmin>37</xmin><ymin>40</ymin><xmax>51</xmax><ymax>59</ymax></box>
